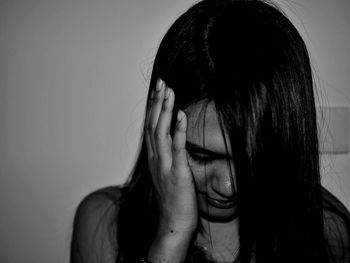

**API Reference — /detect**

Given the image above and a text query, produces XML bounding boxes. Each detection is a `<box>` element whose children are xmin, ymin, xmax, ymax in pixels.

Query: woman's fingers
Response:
<box><xmin>146</xmin><ymin>78</ymin><xmax>187</xmax><ymax>173</ymax></box>
<box><xmin>147</xmin><ymin>79</ymin><xmax>165</xmax><ymax>159</ymax></box>
<box><xmin>172</xmin><ymin>110</ymin><xmax>188</xmax><ymax>170</ymax></box>
<box><xmin>145</xmin><ymin>89</ymin><xmax>155</xmax><ymax>159</ymax></box>
<box><xmin>155</xmin><ymin>86</ymin><xmax>174</xmax><ymax>166</ymax></box>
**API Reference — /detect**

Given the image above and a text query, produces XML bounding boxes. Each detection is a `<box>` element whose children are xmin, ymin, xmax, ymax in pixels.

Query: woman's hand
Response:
<box><xmin>145</xmin><ymin>78</ymin><xmax>198</xmax><ymax>237</ymax></box>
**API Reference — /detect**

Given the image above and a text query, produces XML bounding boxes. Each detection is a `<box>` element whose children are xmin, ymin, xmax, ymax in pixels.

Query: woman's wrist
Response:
<box><xmin>147</xmin><ymin>229</ymin><xmax>194</xmax><ymax>263</ymax></box>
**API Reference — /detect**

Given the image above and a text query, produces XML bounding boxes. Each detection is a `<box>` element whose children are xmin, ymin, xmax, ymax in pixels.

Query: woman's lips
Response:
<box><xmin>205</xmin><ymin>195</ymin><xmax>238</xmax><ymax>209</ymax></box>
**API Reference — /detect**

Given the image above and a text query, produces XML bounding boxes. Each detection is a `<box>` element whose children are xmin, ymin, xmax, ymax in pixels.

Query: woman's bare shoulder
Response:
<box><xmin>71</xmin><ymin>185</ymin><xmax>126</xmax><ymax>263</ymax></box>
<box><xmin>73</xmin><ymin>185</ymin><xmax>124</xmax><ymax>227</ymax></box>
<box><xmin>322</xmin><ymin>187</ymin><xmax>350</xmax><ymax>263</ymax></box>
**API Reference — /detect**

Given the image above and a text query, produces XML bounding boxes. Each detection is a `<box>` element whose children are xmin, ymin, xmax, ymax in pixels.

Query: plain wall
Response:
<box><xmin>0</xmin><ymin>0</ymin><xmax>349</xmax><ymax>262</ymax></box>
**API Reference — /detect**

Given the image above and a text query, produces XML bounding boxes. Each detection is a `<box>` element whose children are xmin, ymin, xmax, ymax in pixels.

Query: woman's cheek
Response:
<box><xmin>187</xmin><ymin>160</ymin><xmax>207</xmax><ymax>190</ymax></box>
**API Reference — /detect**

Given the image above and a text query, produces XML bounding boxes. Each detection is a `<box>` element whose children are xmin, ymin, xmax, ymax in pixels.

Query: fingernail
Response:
<box><xmin>177</xmin><ymin>110</ymin><xmax>184</xmax><ymax>121</ymax></box>
<box><xmin>164</xmin><ymin>87</ymin><xmax>171</xmax><ymax>99</ymax></box>
<box><xmin>156</xmin><ymin>79</ymin><xmax>163</xmax><ymax>92</ymax></box>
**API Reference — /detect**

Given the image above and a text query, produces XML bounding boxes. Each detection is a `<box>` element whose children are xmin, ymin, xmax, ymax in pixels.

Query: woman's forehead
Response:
<box><xmin>185</xmin><ymin>101</ymin><xmax>232</xmax><ymax>154</ymax></box>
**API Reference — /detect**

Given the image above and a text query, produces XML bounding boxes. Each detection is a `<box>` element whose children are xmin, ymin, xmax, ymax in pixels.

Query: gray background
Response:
<box><xmin>0</xmin><ymin>0</ymin><xmax>349</xmax><ymax>262</ymax></box>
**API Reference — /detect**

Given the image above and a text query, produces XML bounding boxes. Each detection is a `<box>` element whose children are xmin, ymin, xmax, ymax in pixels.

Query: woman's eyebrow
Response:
<box><xmin>185</xmin><ymin>141</ymin><xmax>231</xmax><ymax>159</ymax></box>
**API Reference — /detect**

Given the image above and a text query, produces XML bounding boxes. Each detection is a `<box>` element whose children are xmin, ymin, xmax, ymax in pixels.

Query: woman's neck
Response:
<box><xmin>194</xmin><ymin>217</ymin><xmax>240</xmax><ymax>263</ymax></box>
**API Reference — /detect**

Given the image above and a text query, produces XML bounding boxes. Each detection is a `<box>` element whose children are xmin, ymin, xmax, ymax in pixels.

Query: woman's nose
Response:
<box><xmin>210</xmin><ymin>160</ymin><xmax>236</xmax><ymax>198</ymax></box>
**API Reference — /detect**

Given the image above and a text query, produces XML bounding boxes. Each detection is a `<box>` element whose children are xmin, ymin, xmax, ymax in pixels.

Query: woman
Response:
<box><xmin>70</xmin><ymin>0</ymin><xmax>350</xmax><ymax>262</ymax></box>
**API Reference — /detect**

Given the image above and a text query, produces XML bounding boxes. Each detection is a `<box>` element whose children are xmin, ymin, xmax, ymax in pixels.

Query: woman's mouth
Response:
<box><xmin>205</xmin><ymin>195</ymin><xmax>238</xmax><ymax>209</ymax></box>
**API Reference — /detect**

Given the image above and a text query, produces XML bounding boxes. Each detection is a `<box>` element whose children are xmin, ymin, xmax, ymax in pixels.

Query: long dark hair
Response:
<box><xmin>115</xmin><ymin>0</ymin><xmax>350</xmax><ymax>262</ymax></box>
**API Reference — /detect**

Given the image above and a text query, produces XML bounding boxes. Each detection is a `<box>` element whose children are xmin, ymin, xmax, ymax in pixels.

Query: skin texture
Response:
<box><xmin>145</xmin><ymin>78</ymin><xmax>239</xmax><ymax>262</ymax></box>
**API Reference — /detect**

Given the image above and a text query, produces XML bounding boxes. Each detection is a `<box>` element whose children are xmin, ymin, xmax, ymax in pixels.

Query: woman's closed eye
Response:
<box><xmin>187</xmin><ymin>152</ymin><xmax>215</xmax><ymax>165</ymax></box>
<box><xmin>186</xmin><ymin>141</ymin><xmax>232</xmax><ymax>165</ymax></box>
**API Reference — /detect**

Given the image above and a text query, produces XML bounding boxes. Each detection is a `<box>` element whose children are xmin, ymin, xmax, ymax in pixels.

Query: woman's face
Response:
<box><xmin>185</xmin><ymin>101</ymin><xmax>238</xmax><ymax>222</ymax></box>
